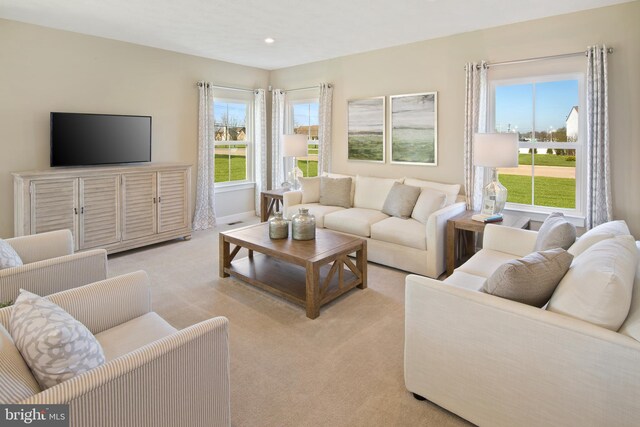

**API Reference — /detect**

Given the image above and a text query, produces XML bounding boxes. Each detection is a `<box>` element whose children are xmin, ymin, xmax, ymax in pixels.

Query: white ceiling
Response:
<box><xmin>0</xmin><ymin>0</ymin><xmax>631</xmax><ymax>70</ymax></box>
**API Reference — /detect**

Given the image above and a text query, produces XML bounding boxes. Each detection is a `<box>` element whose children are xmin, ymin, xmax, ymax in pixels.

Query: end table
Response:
<box><xmin>260</xmin><ymin>188</ymin><xmax>288</xmax><ymax>222</ymax></box>
<box><xmin>447</xmin><ymin>211</ymin><xmax>530</xmax><ymax>276</ymax></box>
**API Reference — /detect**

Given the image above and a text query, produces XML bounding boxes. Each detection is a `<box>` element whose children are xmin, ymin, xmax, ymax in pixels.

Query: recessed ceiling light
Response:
<box><xmin>264</xmin><ymin>37</ymin><xmax>275</xmax><ymax>44</ymax></box>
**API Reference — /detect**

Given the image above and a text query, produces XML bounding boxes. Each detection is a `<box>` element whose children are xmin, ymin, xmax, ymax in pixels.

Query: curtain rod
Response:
<box><xmin>470</xmin><ymin>47</ymin><xmax>614</xmax><ymax>69</ymax></box>
<box><xmin>196</xmin><ymin>82</ymin><xmax>258</xmax><ymax>93</ymax></box>
<box><xmin>270</xmin><ymin>84</ymin><xmax>331</xmax><ymax>94</ymax></box>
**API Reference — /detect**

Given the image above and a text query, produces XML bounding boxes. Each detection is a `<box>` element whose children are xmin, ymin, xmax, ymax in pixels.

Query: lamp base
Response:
<box><xmin>481</xmin><ymin>168</ymin><xmax>508</xmax><ymax>215</ymax></box>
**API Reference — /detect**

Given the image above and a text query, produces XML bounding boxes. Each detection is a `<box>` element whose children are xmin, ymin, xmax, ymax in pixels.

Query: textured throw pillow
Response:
<box><xmin>483</xmin><ymin>248</ymin><xmax>574</xmax><ymax>307</ymax></box>
<box><xmin>404</xmin><ymin>178</ymin><xmax>461</xmax><ymax>206</ymax></box>
<box><xmin>411</xmin><ymin>188</ymin><xmax>447</xmax><ymax>224</ymax></box>
<box><xmin>0</xmin><ymin>239</ymin><xmax>23</xmax><ymax>269</ymax></box>
<box><xmin>324</xmin><ymin>173</ymin><xmax>355</xmax><ymax>206</ymax></box>
<box><xmin>381</xmin><ymin>183</ymin><xmax>421</xmax><ymax>219</ymax></box>
<box><xmin>547</xmin><ymin>235</ymin><xmax>638</xmax><ymax>331</ymax></box>
<box><xmin>300</xmin><ymin>176</ymin><xmax>321</xmax><ymax>204</ymax></box>
<box><xmin>319</xmin><ymin>177</ymin><xmax>352</xmax><ymax>208</ymax></box>
<box><xmin>10</xmin><ymin>290</ymin><xmax>106</xmax><ymax>389</ymax></box>
<box><xmin>568</xmin><ymin>220</ymin><xmax>631</xmax><ymax>257</ymax></box>
<box><xmin>534</xmin><ymin>212</ymin><xmax>576</xmax><ymax>251</ymax></box>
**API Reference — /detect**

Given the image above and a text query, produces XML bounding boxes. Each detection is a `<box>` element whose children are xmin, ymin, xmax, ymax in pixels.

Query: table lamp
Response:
<box><xmin>473</xmin><ymin>133</ymin><xmax>519</xmax><ymax>215</ymax></box>
<box><xmin>282</xmin><ymin>134</ymin><xmax>308</xmax><ymax>190</ymax></box>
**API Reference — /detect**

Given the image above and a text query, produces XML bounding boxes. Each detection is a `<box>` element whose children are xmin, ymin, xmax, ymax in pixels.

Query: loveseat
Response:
<box><xmin>0</xmin><ymin>271</ymin><xmax>231</xmax><ymax>427</ymax></box>
<box><xmin>405</xmin><ymin>220</ymin><xmax>640</xmax><ymax>426</ymax></box>
<box><xmin>283</xmin><ymin>174</ymin><xmax>465</xmax><ymax>278</ymax></box>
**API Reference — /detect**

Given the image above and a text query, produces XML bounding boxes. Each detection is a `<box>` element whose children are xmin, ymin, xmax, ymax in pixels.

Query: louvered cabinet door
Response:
<box><xmin>121</xmin><ymin>172</ymin><xmax>157</xmax><ymax>241</ymax></box>
<box><xmin>157</xmin><ymin>169</ymin><xmax>189</xmax><ymax>233</ymax></box>
<box><xmin>30</xmin><ymin>179</ymin><xmax>78</xmax><ymax>246</ymax></box>
<box><xmin>79</xmin><ymin>175</ymin><xmax>121</xmax><ymax>249</ymax></box>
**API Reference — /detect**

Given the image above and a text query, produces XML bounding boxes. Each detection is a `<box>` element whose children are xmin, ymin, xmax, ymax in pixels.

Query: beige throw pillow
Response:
<box><xmin>411</xmin><ymin>188</ymin><xmax>447</xmax><ymax>224</ymax></box>
<box><xmin>381</xmin><ymin>183</ymin><xmax>421</xmax><ymax>219</ymax></box>
<box><xmin>300</xmin><ymin>176</ymin><xmax>321</xmax><ymax>204</ymax></box>
<box><xmin>483</xmin><ymin>248</ymin><xmax>574</xmax><ymax>307</ymax></box>
<box><xmin>534</xmin><ymin>212</ymin><xmax>576</xmax><ymax>251</ymax></box>
<box><xmin>10</xmin><ymin>290</ymin><xmax>106</xmax><ymax>389</ymax></box>
<box><xmin>319</xmin><ymin>177</ymin><xmax>352</xmax><ymax>208</ymax></box>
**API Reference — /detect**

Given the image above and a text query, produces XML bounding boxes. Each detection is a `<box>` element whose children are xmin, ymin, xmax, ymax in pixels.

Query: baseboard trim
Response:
<box><xmin>217</xmin><ymin>211</ymin><xmax>257</xmax><ymax>225</ymax></box>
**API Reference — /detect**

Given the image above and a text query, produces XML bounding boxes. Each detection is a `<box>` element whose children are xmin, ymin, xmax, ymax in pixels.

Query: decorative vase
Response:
<box><xmin>291</xmin><ymin>208</ymin><xmax>316</xmax><ymax>241</ymax></box>
<box><xmin>268</xmin><ymin>211</ymin><xmax>289</xmax><ymax>239</ymax></box>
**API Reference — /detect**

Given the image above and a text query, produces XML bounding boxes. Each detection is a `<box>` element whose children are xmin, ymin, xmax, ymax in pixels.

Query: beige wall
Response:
<box><xmin>270</xmin><ymin>1</ymin><xmax>640</xmax><ymax>236</ymax></box>
<box><xmin>0</xmin><ymin>19</ymin><xmax>269</xmax><ymax>238</ymax></box>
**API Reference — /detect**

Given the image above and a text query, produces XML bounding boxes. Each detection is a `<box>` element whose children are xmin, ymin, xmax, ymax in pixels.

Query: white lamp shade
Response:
<box><xmin>282</xmin><ymin>134</ymin><xmax>308</xmax><ymax>157</ymax></box>
<box><xmin>473</xmin><ymin>133</ymin><xmax>519</xmax><ymax>168</ymax></box>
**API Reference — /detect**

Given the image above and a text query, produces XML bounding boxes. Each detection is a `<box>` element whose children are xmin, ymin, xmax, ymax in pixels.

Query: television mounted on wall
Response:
<box><xmin>50</xmin><ymin>112</ymin><xmax>152</xmax><ymax>167</ymax></box>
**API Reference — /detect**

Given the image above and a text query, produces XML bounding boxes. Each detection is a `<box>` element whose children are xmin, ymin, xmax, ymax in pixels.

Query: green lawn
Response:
<box><xmin>518</xmin><ymin>154</ymin><xmax>575</xmax><ymax>167</ymax></box>
<box><xmin>215</xmin><ymin>155</ymin><xmax>246</xmax><ymax>183</ymax></box>
<box><xmin>500</xmin><ymin>174</ymin><xmax>575</xmax><ymax>208</ymax></box>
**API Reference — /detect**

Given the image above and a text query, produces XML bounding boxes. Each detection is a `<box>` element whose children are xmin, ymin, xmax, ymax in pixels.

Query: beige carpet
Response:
<box><xmin>108</xmin><ymin>219</ymin><xmax>470</xmax><ymax>427</ymax></box>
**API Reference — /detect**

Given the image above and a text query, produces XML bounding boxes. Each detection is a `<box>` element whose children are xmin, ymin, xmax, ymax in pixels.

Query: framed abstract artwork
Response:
<box><xmin>347</xmin><ymin>97</ymin><xmax>385</xmax><ymax>162</ymax></box>
<box><xmin>389</xmin><ymin>92</ymin><xmax>437</xmax><ymax>165</ymax></box>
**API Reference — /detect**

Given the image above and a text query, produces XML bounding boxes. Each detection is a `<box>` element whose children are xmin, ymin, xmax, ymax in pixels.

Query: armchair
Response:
<box><xmin>0</xmin><ymin>230</ymin><xmax>107</xmax><ymax>303</ymax></box>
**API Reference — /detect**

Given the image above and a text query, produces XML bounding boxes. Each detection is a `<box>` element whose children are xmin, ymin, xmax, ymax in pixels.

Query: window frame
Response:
<box><xmin>489</xmin><ymin>72</ymin><xmax>586</xmax><ymax>223</ymax></box>
<box><xmin>213</xmin><ymin>97</ymin><xmax>254</xmax><ymax>188</ymax></box>
<box><xmin>288</xmin><ymin>98</ymin><xmax>320</xmax><ymax>178</ymax></box>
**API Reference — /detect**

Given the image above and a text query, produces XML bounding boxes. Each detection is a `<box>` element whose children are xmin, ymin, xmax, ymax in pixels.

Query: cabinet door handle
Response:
<box><xmin>74</xmin><ymin>208</ymin><xmax>78</xmax><ymax>215</ymax></box>
<box><xmin>81</xmin><ymin>207</ymin><xmax>84</xmax><ymax>214</ymax></box>
<box><xmin>158</xmin><ymin>196</ymin><xmax>162</xmax><ymax>203</ymax></box>
<box><xmin>153</xmin><ymin>197</ymin><xmax>156</xmax><ymax>204</ymax></box>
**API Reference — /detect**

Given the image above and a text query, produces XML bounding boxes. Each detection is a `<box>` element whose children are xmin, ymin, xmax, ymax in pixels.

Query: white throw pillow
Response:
<box><xmin>354</xmin><ymin>175</ymin><xmax>402</xmax><ymax>211</ymax></box>
<box><xmin>618</xmin><ymin>241</ymin><xmax>640</xmax><ymax>341</ymax></box>
<box><xmin>404</xmin><ymin>178</ymin><xmax>460</xmax><ymax>206</ymax></box>
<box><xmin>299</xmin><ymin>176</ymin><xmax>321</xmax><ymax>204</ymax></box>
<box><xmin>411</xmin><ymin>188</ymin><xmax>447</xmax><ymax>224</ymax></box>
<box><xmin>10</xmin><ymin>290</ymin><xmax>106</xmax><ymax>389</ymax></box>
<box><xmin>547</xmin><ymin>235</ymin><xmax>638</xmax><ymax>331</ymax></box>
<box><xmin>568</xmin><ymin>220</ymin><xmax>631</xmax><ymax>257</ymax></box>
<box><xmin>0</xmin><ymin>239</ymin><xmax>23</xmax><ymax>269</ymax></box>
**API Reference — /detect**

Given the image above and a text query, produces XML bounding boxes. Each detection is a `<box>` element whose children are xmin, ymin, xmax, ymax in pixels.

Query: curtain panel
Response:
<box><xmin>271</xmin><ymin>90</ymin><xmax>287</xmax><ymax>189</ymax></box>
<box><xmin>318</xmin><ymin>84</ymin><xmax>333</xmax><ymax>175</ymax></box>
<box><xmin>463</xmin><ymin>62</ymin><xmax>488</xmax><ymax>211</ymax></box>
<box><xmin>254</xmin><ymin>89</ymin><xmax>267</xmax><ymax>216</ymax></box>
<box><xmin>193</xmin><ymin>81</ymin><xmax>216</xmax><ymax>230</ymax></box>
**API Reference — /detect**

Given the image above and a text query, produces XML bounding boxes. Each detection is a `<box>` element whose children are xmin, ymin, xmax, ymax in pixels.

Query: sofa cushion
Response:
<box><xmin>381</xmin><ymin>182</ymin><xmax>421</xmax><ymax>219</ymax></box>
<box><xmin>483</xmin><ymin>248</ymin><xmax>573</xmax><ymax>307</ymax></box>
<box><xmin>534</xmin><ymin>212</ymin><xmax>576</xmax><ymax>251</ymax></box>
<box><xmin>411</xmin><ymin>188</ymin><xmax>447</xmax><ymax>224</ymax></box>
<box><xmin>319</xmin><ymin>176</ymin><xmax>352</xmax><ymax>208</ymax></box>
<box><xmin>618</xmin><ymin>241</ymin><xmax>640</xmax><ymax>341</ymax></box>
<box><xmin>96</xmin><ymin>312</ymin><xmax>177</xmax><ymax>361</ymax></box>
<box><xmin>547</xmin><ymin>235</ymin><xmax>638</xmax><ymax>331</ymax></box>
<box><xmin>444</xmin><ymin>271</ymin><xmax>487</xmax><ymax>292</ymax></box>
<box><xmin>286</xmin><ymin>204</ymin><xmax>345</xmax><ymax>228</ymax></box>
<box><xmin>353</xmin><ymin>176</ymin><xmax>402</xmax><ymax>211</ymax></box>
<box><xmin>404</xmin><ymin>178</ymin><xmax>461</xmax><ymax>206</ymax></box>
<box><xmin>456</xmin><ymin>249</ymin><xmax>519</xmax><ymax>278</ymax></box>
<box><xmin>0</xmin><ymin>239</ymin><xmax>23</xmax><ymax>269</ymax></box>
<box><xmin>0</xmin><ymin>323</ymin><xmax>40</xmax><ymax>403</ymax></box>
<box><xmin>324</xmin><ymin>172</ymin><xmax>355</xmax><ymax>206</ymax></box>
<box><xmin>300</xmin><ymin>177</ymin><xmax>320</xmax><ymax>204</ymax></box>
<box><xmin>568</xmin><ymin>220</ymin><xmax>631</xmax><ymax>257</ymax></box>
<box><xmin>324</xmin><ymin>208</ymin><xmax>389</xmax><ymax>237</ymax></box>
<box><xmin>370</xmin><ymin>217</ymin><xmax>426</xmax><ymax>251</ymax></box>
<box><xmin>10</xmin><ymin>290</ymin><xmax>106</xmax><ymax>389</ymax></box>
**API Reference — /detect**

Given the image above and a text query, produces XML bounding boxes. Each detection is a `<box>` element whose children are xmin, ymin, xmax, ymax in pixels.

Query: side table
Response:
<box><xmin>446</xmin><ymin>211</ymin><xmax>530</xmax><ymax>276</ymax></box>
<box><xmin>260</xmin><ymin>188</ymin><xmax>288</xmax><ymax>222</ymax></box>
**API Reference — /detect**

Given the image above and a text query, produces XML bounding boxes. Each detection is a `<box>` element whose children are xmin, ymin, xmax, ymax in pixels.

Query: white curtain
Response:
<box><xmin>463</xmin><ymin>62</ymin><xmax>488</xmax><ymax>211</ymax></box>
<box><xmin>254</xmin><ymin>89</ymin><xmax>267</xmax><ymax>216</ymax></box>
<box><xmin>318</xmin><ymin>83</ymin><xmax>333</xmax><ymax>174</ymax></box>
<box><xmin>586</xmin><ymin>45</ymin><xmax>612</xmax><ymax>229</ymax></box>
<box><xmin>193</xmin><ymin>81</ymin><xmax>216</xmax><ymax>230</ymax></box>
<box><xmin>271</xmin><ymin>90</ymin><xmax>287</xmax><ymax>189</ymax></box>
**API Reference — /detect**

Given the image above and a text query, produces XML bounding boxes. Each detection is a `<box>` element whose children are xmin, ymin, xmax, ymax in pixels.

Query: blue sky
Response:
<box><xmin>293</xmin><ymin>102</ymin><xmax>319</xmax><ymax>127</ymax></box>
<box><xmin>495</xmin><ymin>79</ymin><xmax>578</xmax><ymax>133</ymax></box>
<box><xmin>214</xmin><ymin>101</ymin><xmax>246</xmax><ymax>125</ymax></box>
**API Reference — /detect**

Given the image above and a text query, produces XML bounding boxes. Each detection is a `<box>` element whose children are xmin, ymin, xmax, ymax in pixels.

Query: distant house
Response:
<box><xmin>566</xmin><ymin>106</ymin><xmax>578</xmax><ymax>142</ymax></box>
<box><xmin>294</xmin><ymin>125</ymin><xmax>319</xmax><ymax>141</ymax></box>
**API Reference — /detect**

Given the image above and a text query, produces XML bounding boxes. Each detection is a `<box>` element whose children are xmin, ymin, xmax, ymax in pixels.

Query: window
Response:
<box><xmin>291</xmin><ymin>100</ymin><xmax>320</xmax><ymax>177</ymax></box>
<box><xmin>214</xmin><ymin>100</ymin><xmax>252</xmax><ymax>184</ymax></box>
<box><xmin>491</xmin><ymin>74</ymin><xmax>584</xmax><ymax>214</ymax></box>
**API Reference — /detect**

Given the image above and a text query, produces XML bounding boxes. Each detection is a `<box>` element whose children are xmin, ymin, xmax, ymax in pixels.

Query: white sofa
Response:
<box><xmin>405</xmin><ymin>222</ymin><xmax>640</xmax><ymax>426</ymax></box>
<box><xmin>283</xmin><ymin>174</ymin><xmax>465</xmax><ymax>278</ymax></box>
<box><xmin>0</xmin><ymin>271</ymin><xmax>231</xmax><ymax>427</ymax></box>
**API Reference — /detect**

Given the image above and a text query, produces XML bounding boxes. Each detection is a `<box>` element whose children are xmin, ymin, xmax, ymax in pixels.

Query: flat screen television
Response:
<box><xmin>50</xmin><ymin>112</ymin><xmax>152</xmax><ymax>167</ymax></box>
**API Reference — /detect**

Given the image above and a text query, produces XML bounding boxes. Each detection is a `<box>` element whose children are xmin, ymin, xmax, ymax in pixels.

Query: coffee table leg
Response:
<box><xmin>356</xmin><ymin>242</ymin><xmax>367</xmax><ymax>289</ymax></box>
<box><xmin>219</xmin><ymin>235</ymin><xmax>230</xmax><ymax>278</ymax></box>
<box><xmin>305</xmin><ymin>261</ymin><xmax>320</xmax><ymax>319</ymax></box>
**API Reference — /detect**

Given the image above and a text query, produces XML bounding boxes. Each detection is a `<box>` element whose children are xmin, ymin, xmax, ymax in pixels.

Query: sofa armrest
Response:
<box><xmin>46</xmin><ymin>271</ymin><xmax>151</xmax><ymax>335</ymax></box>
<box><xmin>404</xmin><ymin>275</ymin><xmax>640</xmax><ymax>427</ymax></box>
<box><xmin>7</xmin><ymin>230</ymin><xmax>74</xmax><ymax>264</ymax></box>
<box><xmin>282</xmin><ymin>190</ymin><xmax>303</xmax><ymax>219</ymax></box>
<box><xmin>425</xmin><ymin>202</ymin><xmax>466</xmax><ymax>277</ymax></box>
<box><xmin>483</xmin><ymin>224</ymin><xmax>538</xmax><ymax>256</ymax></box>
<box><xmin>22</xmin><ymin>316</ymin><xmax>230</xmax><ymax>427</ymax></box>
<box><xmin>0</xmin><ymin>249</ymin><xmax>108</xmax><ymax>303</ymax></box>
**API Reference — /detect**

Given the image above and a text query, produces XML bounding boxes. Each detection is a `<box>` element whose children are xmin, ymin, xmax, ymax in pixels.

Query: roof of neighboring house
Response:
<box><xmin>565</xmin><ymin>106</ymin><xmax>578</xmax><ymax>121</ymax></box>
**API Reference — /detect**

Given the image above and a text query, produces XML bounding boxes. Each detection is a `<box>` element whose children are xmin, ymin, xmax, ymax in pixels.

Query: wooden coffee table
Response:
<box><xmin>219</xmin><ymin>223</ymin><xmax>367</xmax><ymax>319</ymax></box>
